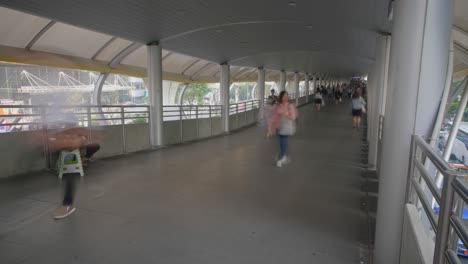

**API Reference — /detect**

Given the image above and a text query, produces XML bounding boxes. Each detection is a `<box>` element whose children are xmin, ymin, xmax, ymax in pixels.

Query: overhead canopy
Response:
<box><xmin>0</xmin><ymin>0</ymin><xmax>465</xmax><ymax>81</ymax></box>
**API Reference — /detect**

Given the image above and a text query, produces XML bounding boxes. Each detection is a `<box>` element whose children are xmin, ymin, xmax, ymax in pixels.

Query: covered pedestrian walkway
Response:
<box><xmin>0</xmin><ymin>102</ymin><xmax>369</xmax><ymax>264</ymax></box>
<box><xmin>2</xmin><ymin>0</ymin><xmax>468</xmax><ymax>263</ymax></box>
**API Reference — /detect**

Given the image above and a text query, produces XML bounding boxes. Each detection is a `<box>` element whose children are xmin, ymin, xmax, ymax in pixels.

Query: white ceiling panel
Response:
<box><xmin>198</xmin><ymin>63</ymin><xmax>219</xmax><ymax>77</ymax></box>
<box><xmin>0</xmin><ymin>0</ymin><xmax>391</xmax><ymax>76</ymax></box>
<box><xmin>0</xmin><ymin>6</ymin><xmax>50</xmax><ymax>48</ymax></box>
<box><xmin>95</xmin><ymin>38</ymin><xmax>133</xmax><ymax>61</ymax></box>
<box><xmin>121</xmin><ymin>45</ymin><xmax>147</xmax><ymax>68</ymax></box>
<box><xmin>32</xmin><ymin>22</ymin><xmax>113</xmax><ymax>58</ymax></box>
<box><xmin>163</xmin><ymin>52</ymin><xmax>197</xmax><ymax>74</ymax></box>
<box><xmin>184</xmin><ymin>60</ymin><xmax>210</xmax><ymax>77</ymax></box>
<box><xmin>230</xmin><ymin>66</ymin><xmax>243</xmax><ymax>77</ymax></box>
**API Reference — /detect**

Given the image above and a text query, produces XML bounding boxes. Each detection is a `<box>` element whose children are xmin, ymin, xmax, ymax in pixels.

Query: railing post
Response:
<box><xmin>433</xmin><ymin>172</ymin><xmax>456</xmax><ymax>264</ymax></box>
<box><xmin>121</xmin><ymin>106</ymin><xmax>127</xmax><ymax>153</ymax></box>
<box><xmin>147</xmin><ymin>106</ymin><xmax>151</xmax><ymax>147</ymax></box>
<box><xmin>209</xmin><ymin>105</ymin><xmax>213</xmax><ymax>136</ymax></box>
<box><xmin>87</xmin><ymin>106</ymin><xmax>92</xmax><ymax>128</ymax></box>
<box><xmin>236</xmin><ymin>103</ymin><xmax>239</xmax><ymax>129</ymax></box>
<box><xmin>406</xmin><ymin>135</ymin><xmax>417</xmax><ymax>204</ymax></box>
<box><xmin>244</xmin><ymin>102</ymin><xmax>247</xmax><ymax>125</ymax></box>
<box><xmin>179</xmin><ymin>106</ymin><xmax>183</xmax><ymax>143</ymax></box>
<box><xmin>40</xmin><ymin>106</ymin><xmax>51</xmax><ymax>169</ymax></box>
<box><xmin>196</xmin><ymin>106</ymin><xmax>199</xmax><ymax>139</ymax></box>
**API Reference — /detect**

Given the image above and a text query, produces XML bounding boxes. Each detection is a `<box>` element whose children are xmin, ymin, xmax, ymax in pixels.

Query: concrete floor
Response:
<box><xmin>0</xmin><ymin>101</ymin><xmax>368</xmax><ymax>264</ymax></box>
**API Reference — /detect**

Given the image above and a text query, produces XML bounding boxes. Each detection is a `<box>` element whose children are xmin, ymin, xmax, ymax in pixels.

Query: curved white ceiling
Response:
<box><xmin>0</xmin><ymin>0</ymin><xmax>465</xmax><ymax>81</ymax></box>
<box><xmin>0</xmin><ymin>0</ymin><xmax>393</xmax><ymax>79</ymax></box>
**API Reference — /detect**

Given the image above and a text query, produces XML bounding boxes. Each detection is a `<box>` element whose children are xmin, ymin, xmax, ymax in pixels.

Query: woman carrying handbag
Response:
<box><xmin>267</xmin><ymin>91</ymin><xmax>298</xmax><ymax>167</ymax></box>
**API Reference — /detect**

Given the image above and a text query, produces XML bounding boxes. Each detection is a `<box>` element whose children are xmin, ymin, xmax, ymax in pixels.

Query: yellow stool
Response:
<box><xmin>57</xmin><ymin>149</ymin><xmax>84</xmax><ymax>179</ymax></box>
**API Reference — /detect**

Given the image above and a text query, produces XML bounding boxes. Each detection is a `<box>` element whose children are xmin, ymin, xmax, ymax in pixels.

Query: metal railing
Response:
<box><xmin>229</xmin><ymin>100</ymin><xmax>259</xmax><ymax>116</ymax></box>
<box><xmin>407</xmin><ymin>135</ymin><xmax>468</xmax><ymax>264</ymax></box>
<box><xmin>162</xmin><ymin>104</ymin><xmax>223</xmax><ymax>144</ymax></box>
<box><xmin>0</xmin><ymin>104</ymin><xmax>150</xmax><ymax>133</ymax></box>
<box><xmin>163</xmin><ymin>105</ymin><xmax>222</xmax><ymax>121</ymax></box>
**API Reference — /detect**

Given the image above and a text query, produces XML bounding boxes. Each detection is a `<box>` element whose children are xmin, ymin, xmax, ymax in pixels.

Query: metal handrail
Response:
<box><xmin>407</xmin><ymin>134</ymin><xmax>468</xmax><ymax>264</ymax></box>
<box><xmin>229</xmin><ymin>100</ymin><xmax>259</xmax><ymax>116</ymax></box>
<box><xmin>163</xmin><ymin>105</ymin><xmax>222</xmax><ymax>121</ymax></box>
<box><xmin>0</xmin><ymin>104</ymin><xmax>150</xmax><ymax>133</ymax></box>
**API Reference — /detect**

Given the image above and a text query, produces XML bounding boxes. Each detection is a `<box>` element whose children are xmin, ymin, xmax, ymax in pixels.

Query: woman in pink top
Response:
<box><xmin>267</xmin><ymin>91</ymin><xmax>298</xmax><ymax>167</ymax></box>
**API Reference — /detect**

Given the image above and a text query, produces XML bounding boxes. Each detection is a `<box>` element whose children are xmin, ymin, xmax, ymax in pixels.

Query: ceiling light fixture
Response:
<box><xmin>288</xmin><ymin>1</ymin><xmax>297</xmax><ymax>7</ymax></box>
<box><xmin>306</xmin><ymin>25</ymin><xmax>313</xmax><ymax>30</ymax></box>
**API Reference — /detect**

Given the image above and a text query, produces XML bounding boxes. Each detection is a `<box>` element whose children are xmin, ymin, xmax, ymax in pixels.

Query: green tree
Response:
<box><xmin>183</xmin><ymin>83</ymin><xmax>210</xmax><ymax>105</ymax></box>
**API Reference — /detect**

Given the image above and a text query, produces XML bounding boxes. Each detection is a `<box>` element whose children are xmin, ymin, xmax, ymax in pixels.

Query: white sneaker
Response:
<box><xmin>281</xmin><ymin>155</ymin><xmax>289</xmax><ymax>164</ymax></box>
<box><xmin>276</xmin><ymin>160</ymin><xmax>283</xmax><ymax>167</ymax></box>
<box><xmin>53</xmin><ymin>206</ymin><xmax>76</xmax><ymax>219</ymax></box>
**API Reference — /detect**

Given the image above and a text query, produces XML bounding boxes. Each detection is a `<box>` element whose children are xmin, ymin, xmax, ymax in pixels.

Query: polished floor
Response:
<box><xmin>0</xmin><ymin>100</ymin><xmax>368</xmax><ymax>264</ymax></box>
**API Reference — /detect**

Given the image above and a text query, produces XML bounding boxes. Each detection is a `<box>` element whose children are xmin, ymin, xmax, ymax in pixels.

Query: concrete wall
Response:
<box><xmin>162</xmin><ymin>115</ymin><xmax>225</xmax><ymax>145</ymax></box>
<box><xmin>400</xmin><ymin>204</ymin><xmax>434</xmax><ymax>264</ymax></box>
<box><xmin>229</xmin><ymin>109</ymin><xmax>258</xmax><ymax>131</ymax></box>
<box><xmin>0</xmin><ymin>124</ymin><xmax>151</xmax><ymax>179</ymax></box>
<box><xmin>0</xmin><ymin>130</ymin><xmax>47</xmax><ymax>178</ymax></box>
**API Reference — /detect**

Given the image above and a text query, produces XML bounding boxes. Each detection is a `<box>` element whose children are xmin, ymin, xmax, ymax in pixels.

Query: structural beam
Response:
<box><xmin>91</xmin><ymin>37</ymin><xmax>117</xmax><ymax>60</ymax></box>
<box><xmin>25</xmin><ymin>20</ymin><xmax>56</xmax><ymax>51</ymax></box>
<box><xmin>93</xmin><ymin>72</ymin><xmax>109</xmax><ymax>105</ymax></box>
<box><xmin>109</xmin><ymin>42</ymin><xmax>143</xmax><ymax>68</ymax></box>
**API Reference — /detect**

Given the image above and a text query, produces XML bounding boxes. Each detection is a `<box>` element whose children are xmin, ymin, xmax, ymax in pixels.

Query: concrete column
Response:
<box><xmin>220</xmin><ymin>63</ymin><xmax>230</xmax><ymax>133</ymax></box>
<box><xmin>279</xmin><ymin>70</ymin><xmax>286</xmax><ymax>92</ymax></box>
<box><xmin>147</xmin><ymin>43</ymin><xmax>163</xmax><ymax>146</ymax></box>
<box><xmin>373</xmin><ymin>0</ymin><xmax>453</xmax><ymax>263</ymax></box>
<box><xmin>257</xmin><ymin>67</ymin><xmax>266</xmax><ymax>121</ymax></box>
<box><xmin>368</xmin><ymin>36</ymin><xmax>391</xmax><ymax>169</ymax></box>
<box><xmin>294</xmin><ymin>72</ymin><xmax>300</xmax><ymax>105</ymax></box>
<box><xmin>305</xmin><ymin>74</ymin><xmax>310</xmax><ymax>103</ymax></box>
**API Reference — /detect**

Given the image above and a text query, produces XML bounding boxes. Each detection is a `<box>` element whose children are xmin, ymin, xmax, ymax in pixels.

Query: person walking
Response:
<box><xmin>267</xmin><ymin>91</ymin><xmax>298</xmax><ymax>167</ymax></box>
<box><xmin>267</xmin><ymin>89</ymin><xmax>278</xmax><ymax>105</ymax></box>
<box><xmin>351</xmin><ymin>89</ymin><xmax>366</xmax><ymax>130</ymax></box>
<box><xmin>314</xmin><ymin>90</ymin><xmax>323</xmax><ymax>111</ymax></box>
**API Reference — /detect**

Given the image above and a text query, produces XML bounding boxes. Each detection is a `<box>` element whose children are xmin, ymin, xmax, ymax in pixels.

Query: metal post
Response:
<box><xmin>433</xmin><ymin>173</ymin><xmax>456</xmax><ymax>264</ymax></box>
<box><xmin>236</xmin><ymin>103</ymin><xmax>239</xmax><ymax>129</ymax></box>
<box><xmin>430</xmin><ymin>34</ymin><xmax>454</xmax><ymax>149</ymax></box>
<box><xmin>244</xmin><ymin>102</ymin><xmax>247</xmax><ymax>125</ymax></box>
<box><xmin>87</xmin><ymin>107</ymin><xmax>92</xmax><ymax>128</ymax></box>
<box><xmin>209</xmin><ymin>105</ymin><xmax>212</xmax><ymax>136</ymax></box>
<box><xmin>196</xmin><ymin>106</ymin><xmax>199</xmax><ymax>139</ymax></box>
<box><xmin>121</xmin><ymin>107</ymin><xmax>126</xmax><ymax>153</ymax></box>
<box><xmin>179</xmin><ymin>106</ymin><xmax>183</xmax><ymax>143</ymax></box>
<box><xmin>305</xmin><ymin>74</ymin><xmax>310</xmax><ymax>103</ymax></box>
<box><xmin>434</xmin><ymin>80</ymin><xmax>468</xmax><ymax>189</ymax></box>
<box><xmin>406</xmin><ymin>136</ymin><xmax>417</xmax><ymax>204</ymax></box>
